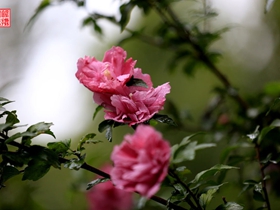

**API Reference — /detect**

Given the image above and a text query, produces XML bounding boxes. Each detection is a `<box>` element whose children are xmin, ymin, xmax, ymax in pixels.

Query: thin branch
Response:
<box><xmin>71</xmin><ymin>160</ymin><xmax>187</xmax><ymax>210</ymax></box>
<box><xmin>1</xmin><ymin>137</ymin><xmax>186</xmax><ymax>210</ymax></box>
<box><xmin>255</xmin><ymin>144</ymin><xmax>271</xmax><ymax>210</ymax></box>
<box><xmin>169</xmin><ymin>169</ymin><xmax>203</xmax><ymax>210</ymax></box>
<box><xmin>158</xmin><ymin>4</ymin><xmax>249</xmax><ymax>111</ymax></box>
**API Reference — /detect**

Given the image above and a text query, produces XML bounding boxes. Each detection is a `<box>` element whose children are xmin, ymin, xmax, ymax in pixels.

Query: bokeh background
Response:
<box><xmin>1</xmin><ymin>0</ymin><xmax>280</xmax><ymax>209</ymax></box>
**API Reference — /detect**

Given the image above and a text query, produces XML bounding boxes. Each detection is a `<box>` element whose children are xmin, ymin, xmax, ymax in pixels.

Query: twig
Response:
<box><xmin>255</xmin><ymin>144</ymin><xmax>271</xmax><ymax>210</ymax></box>
<box><xmin>156</xmin><ymin>4</ymin><xmax>249</xmax><ymax>111</ymax></box>
<box><xmin>76</xmin><ymin>161</ymin><xmax>187</xmax><ymax>210</ymax></box>
<box><xmin>1</xmin><ymin>137</ymin><xmax>186</xmax><ymax>210</ymax></box>
<box><xmin>169</xmin><ymin>169</ymin><xmax>203</xmax><ymax>210</ymax></box>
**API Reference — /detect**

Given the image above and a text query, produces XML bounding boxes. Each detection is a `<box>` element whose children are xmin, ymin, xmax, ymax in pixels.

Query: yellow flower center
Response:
<box><xmin>103</xmin><ymin>69</ymin><xmax>111</xmax><ymax>79</ymax></box>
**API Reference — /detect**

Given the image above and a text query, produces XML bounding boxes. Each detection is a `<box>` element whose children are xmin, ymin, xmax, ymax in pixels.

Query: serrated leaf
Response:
<box><xmin>63</xmin><ymin>155</ymin><xmax>85</xmax><ymax>170</ymax></box>
<box><xmin>1</xmin><ymin>166</ymin><xmax>20</xmax><ymax>183</ymax></box>
<box><xmin>126</xmin><ymin>76</ymin><xmax>148</xmax><ymax>88</ymax></box>
<box><xmin>22</xmin><ymin>122</ymin><xmax>55</xmax><ymax>145</ymax></box>
<box><xmin>190</xmin><ymin>164</ymin><xmax>238</xmax><ymax>185</ymax></box>
<box><xmin>47</xmin><ymin>139</ymin><xmax>71</xmax><ymax>156</ymax></box>
<box><xmin>152</xmin><ymin>114</ymin><xmax>177</xmax><ymax>126</ymax></box>
<box><xmin>86</xmin><ymin>177</ymin><xmax>110</xmax><ymax>190</ymax></box>
<box><xmin>22</xmin><ymin>159</ymin><xmax>51</xmax><ymax>181</ymax></box>
<box><xmin>29</xmin><ymin>145</ymin><xmax>60</xmax><ymax>169</ymax></box>
<box><xmin>77</xmin><ymin>133</ymin><xmax>97</xmax><ymax>151</ymax></box>
<box><xmin>215</xmin><ymin>202</ymin><xmax>243</xmax><ymax>210</ymax></box>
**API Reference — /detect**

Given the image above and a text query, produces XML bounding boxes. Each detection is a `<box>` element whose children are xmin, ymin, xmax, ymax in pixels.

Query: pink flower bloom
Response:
<box><xmin>86</xmin><ymin>165</ymin><xmax>133</xmax><ymax>210</ymax></box>
<box><xmin>104</xmin><ymin>83</ymin><xmax>171</xmax><ymax>125</ymax></box>
<box><xmin>76</xmin><ymin>46</ymin><xmax>135</xmax><ymax>94</ymax></box>
<box><xmin>110</xmin><ymin>125</ymin><xmax>171</xmax><ymax>198</ymax></box>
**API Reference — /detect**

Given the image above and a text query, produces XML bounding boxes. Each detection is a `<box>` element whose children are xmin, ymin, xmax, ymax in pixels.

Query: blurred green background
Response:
<box><xmin>1</xmin><ymin>0</ymin><xmax>280</xmax><ymax>209</ymax></box>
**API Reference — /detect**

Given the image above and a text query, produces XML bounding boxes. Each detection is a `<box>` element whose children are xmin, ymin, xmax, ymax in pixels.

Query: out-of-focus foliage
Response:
<box><xmin>1</xmin><ymin>0</ymin><xmax>280</xmax><ymax>209</ymax></box>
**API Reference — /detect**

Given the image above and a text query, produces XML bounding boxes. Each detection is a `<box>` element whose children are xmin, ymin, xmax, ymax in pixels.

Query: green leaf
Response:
<box><xmin>215</xmin><ymin>202</ymin><xmax>243</xmax><ymax>210</ymax></box>
<box><xmin>227</xmin><ymin>155</ymin><xmax>247</xmax><ymax>166</ymax></box>
<box><xmin>47</xmin><ymin>139</ymin><xmax>71</xmax><ymax>157</ymax></box>
<box><xmin>246</xmin><ymin>126</ymin><xmax>259</xmax><ymax>143</ymax></box>
<box><xmin>199</xmin><ymin>188</ymin><xmax>218</xmax><ymax>208</ymax></box>
<box><xmin>190</xmin><ymin>164</ymin><xmax>238</xmax><ymax>185</ymax></box>
<box><xmin>195</xmin><ymin>143</ymin><xmax>216</xmax><ymax>150</ymax></box>
<box><xmin>92</xmin><ymin>105</ymin><xmax>103</xmax><ymax>121</ymax></box>
<box><xmin>5</xmin><ymin>132</ymin><xmax>24</xmax><ymax>144</ymax></box>
<box><xmin>265</xmin><ymin>0</ymin><xmax>275</xmax><ymax>13</ymax></box>
<box><xmin>1</xmin><ymin>166</ymin><xmax>20</xmax><ymax>183</ymax></box>
<box><xmin>173</xmin><ymin>141</ymin><xmax>197</xmax><ymax>163</ymax></box>
<box><xmin>0</xmin><ymin>97</ymin><xmax>10</xmax><ymax>102</ymax></box>
<box><xmin>172</xmin><ymin>133</ymin><xmax>213</xmax><ymax>164</ymax></box>
<box><xmin>0</xmin><ymin>97</ymin><xmax>14</xmax><ymax>107</ymax></box>
<box><xmin>63</xmin><ymin>155</ymin><xmax>85</xmax><ymax>170</ymax></box>
<box><xmin>0</xmin><ymin>123</ymin><xmax>12</xmax><ymax>132</ymax></box>
<box><xmin>258</xmin><ymin>126</ymin><xmax>275</xmax><ymax>144</ymax></box>
<box><xmin>126</xmin><ymin>76</ymin><xmax>148</xmax><ymax>88</ymax></box>
<box><xmin>137</xmin><ymin>196</ymin><xmax>148</xmax><ymax>209</ymax></box>
<box><xmin>2</xmin><ymin>151</ymin><xmax>30</xmax><ymax>167</ymax></box>
<box><xmin>152</xmin><ymin>114</ymin><xmax>177</xmax><ymax>126</ymax></box>
<box><xmin>199</xmin><ymin>183</ymin><xmax>227</xmax><ymax>208</ymax></box>
<box><xmin>86</xmin><ymin>177</ymin><xmax>110</xmax><ymax>190</ymax></box>
<box><xmin>5</xmin><ymin>111</ymin><xmax>20</xmax><ymax>125</ymax></box>
<box><xmin>174</xmin><ymin>166</ymin><xmax>191</xmax><ymax>181</ymax></box>
<box><xmin>253</xmin><ymin>190</ymin><xmax>265</xmax><ymax>202</ymax></box>
<box><xmin>119</xmin><ymin>2</ymin><xmax>135</xmax><ymax>31</ymax></box>
<box><xmin>22</xmin><ymin>159</ymin><xmax>51</xmax><ymax>181</ymax></box>
<box><xmin>77</xmin><ymin>133</ymin><xmax>100</xmax><ymax>151</ymax></box>
<box><xmin>25</xmin><ymin>0</ymin><xmax>51</xmax><ymax>30</ymax></box>
<box><xmin>98</xmin><ymin>120</ymin><xmax>115</xmax><ymax>142</ymax></box>
<box><xmin>183</xmin><ymin>59</ymin><xmax>197</xmax><ymax>76</ymax></box>
<box><xmin>22</xmin><ymin>122</ymin><xmax>55</xmax><ymax>145</ymax></box>
<box><xmin>220</xmin><ymin>143</ymin><xmax>252</xmax><ymax>163</ymax></box>
<box><xmin>29</xmin><ymin>145</ymin><xmax>60</xmax><ymax>169</ymax></box>
<box><xmin>265</xmin><ymin>98</ymin><xmax>280</xmax><ymax>116</ymax></box>
<box><xmin>82</xmin><ymin>17</ymin><xmax>103</xmax><ymax>34</ymax></box>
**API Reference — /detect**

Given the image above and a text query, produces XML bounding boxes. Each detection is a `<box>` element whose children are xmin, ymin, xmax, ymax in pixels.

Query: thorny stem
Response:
<box><xmin>1</xmin><ymin>137</ymin><xmax>186</xmax><ymax>210</ymax></box>
<box><xmin>255</xmin><ymin>143</ymin><xmax>271</xmax><ymax>210</ymax></box>
<box><xmin>169</xmin><ymin>169</ymin><xmax>203</xmax><ymax>210</ymax></box>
